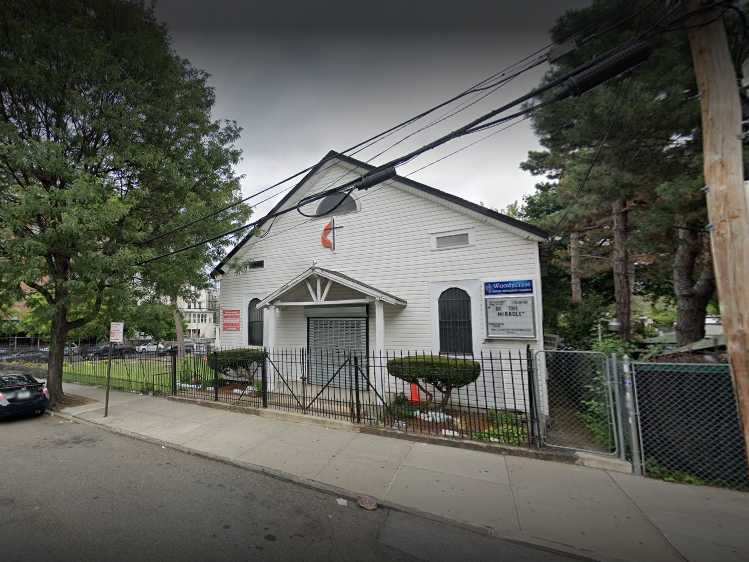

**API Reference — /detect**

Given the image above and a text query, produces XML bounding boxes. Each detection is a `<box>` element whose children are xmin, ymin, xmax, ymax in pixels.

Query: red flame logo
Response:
<box><xmin>321</xmin><ymin>221</ymin><xmax>333</xmax><ymax>249</ymax></box>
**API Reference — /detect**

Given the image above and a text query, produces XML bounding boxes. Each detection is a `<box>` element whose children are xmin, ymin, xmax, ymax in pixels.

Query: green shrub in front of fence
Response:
<box><xmin>386</xmin><ymin>355</ymin><xmax>481</xmax><ymax>408</ymax></box>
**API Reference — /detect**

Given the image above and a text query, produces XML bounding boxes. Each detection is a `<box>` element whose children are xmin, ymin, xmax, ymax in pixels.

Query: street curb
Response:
<box><xmin>168</xmin><ymin>395</ymin><xmax>633</xmax><ymax>474</ymax></box>
<box><xmin>166</xmin><ymin>395</ymin><xmax>360</xmax><ymax>432</ymax></box>
<box><xmin>51</xmin><ymin>408</ymin><xmax>598</xmax><ymax>562</ymax></box>
<box><xmin>166</xmin><ymin>394</ymin><xmax>581</xmax><ymax>465</ymax></box>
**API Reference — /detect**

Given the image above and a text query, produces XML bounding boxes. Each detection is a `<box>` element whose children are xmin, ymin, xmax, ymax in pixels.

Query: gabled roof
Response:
<box><xmin>212</xmin><ymin>150</ymin><xmax>547</xmax><ymax>276</ymax></box>
<box><xmin>256</xmin><ymin>266</ymin><xmax>407</xmax><ymax>308</ymax></box>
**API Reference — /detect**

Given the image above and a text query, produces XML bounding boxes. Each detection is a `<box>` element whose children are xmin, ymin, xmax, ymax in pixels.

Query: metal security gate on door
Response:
<box><xmin>307</xmin><ymin>317</ymin><xmax>367</xmax><ymax>388</ymax></box>
<box><xmin>535</xmin><ymin>350</ymin><xmax>621</xmax><ymax>456</ymax></box>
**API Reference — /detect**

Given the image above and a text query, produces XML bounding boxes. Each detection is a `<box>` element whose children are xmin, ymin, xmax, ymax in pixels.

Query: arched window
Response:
<box><xmin>248</xmin><ymin>298</ymin><xmax>264</xmax><ymax>346</ymax></box>
<box><xmin>315</xmin><ymin>191</ymin><xmax>357</xmax><ymax>216</ymax></box>
<box><xmin>438</xmin><ymin>288</ymin><xmax>472</xmax><ymax>354</ymax></box>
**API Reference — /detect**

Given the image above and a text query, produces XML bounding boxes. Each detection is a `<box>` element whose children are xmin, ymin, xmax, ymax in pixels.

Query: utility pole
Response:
<box><xmin>686</xmin><ymin>0</ymin><xmax>749</xmax><ymax>467</ymax></box>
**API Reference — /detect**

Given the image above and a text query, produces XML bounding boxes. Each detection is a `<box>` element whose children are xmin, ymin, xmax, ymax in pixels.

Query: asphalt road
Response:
<box><xmin>0</xmin><ymin>415</ymin><xmax>583</xmax><ymax>562</ymax></box>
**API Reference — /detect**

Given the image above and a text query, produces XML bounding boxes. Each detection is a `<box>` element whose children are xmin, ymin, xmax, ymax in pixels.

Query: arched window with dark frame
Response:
<box><xmin>248</xmin><ymin>298</ymin><xmax>263</xmax><ymax>346</ymax></box>
<box><xmin>438</xmin><ymin>288</ymin><xmax>472</xmax><ymax>354</ymax></box>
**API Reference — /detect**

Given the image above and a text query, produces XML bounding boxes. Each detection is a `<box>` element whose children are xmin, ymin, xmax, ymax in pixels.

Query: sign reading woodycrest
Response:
<box><xmin>484</xmin><ymin>279</ymin><xmax>533</xmax><ymax>295</ymax></box>
<box><xmin>109</xmin><ymin>322</ymin><xmax>124</xmax><ymax>343</ymax></box>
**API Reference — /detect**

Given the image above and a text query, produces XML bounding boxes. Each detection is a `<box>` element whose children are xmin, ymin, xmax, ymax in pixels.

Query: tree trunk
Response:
<box><xmin>673</xmin><ymin>227</ymin><xmax>716</xmax><ymax>346</ymax></box>
<box><xmin>612</xmin><ymin>199</ymin><xmax>631</xmax><ymax>340</ymax></box>
<box><xmin>47</xmin><ymin>302</ymin><xmax>69</xmax><ymax>407</ymax></box>
<box><xmin>570</xmin><ymin>231</ymin><xmax>582</xmax><ymax>304</ymax></box>
<box><xmin>172</xmin><ymin>297</ymin><xmax>185</xmax><ymax>360</ymax></box>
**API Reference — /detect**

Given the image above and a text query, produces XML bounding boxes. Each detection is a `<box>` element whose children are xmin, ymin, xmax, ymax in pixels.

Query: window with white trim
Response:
<box><xmin>438</xmin><ymin>288</ymin><xmax>473</xmax><ymax>354</ymax></box>
<box><xmin>432</xmin><ymin>230</ymin><xmax>470</xmax><ymax>250</ymax></box>
<box><xmin>248</xmin><ymin>298</ymin><xmax>264</xmax><ymax>346</ymax></box>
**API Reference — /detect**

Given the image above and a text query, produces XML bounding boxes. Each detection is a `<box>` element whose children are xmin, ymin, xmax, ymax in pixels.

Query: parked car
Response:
<box><xmin>81</xmin><ymin>343</ymin><xmax>110</xmax><ymax>359</ymax></box>
<box><xmin>81</xmin><ymin>343</ymin><xmax>136</xmax><ymax>359</ymax></box>
<box><xmin>158</xmin><ymin>343</ymin><xmax>195</xmax><ymax>355</ymax></box>
<box><xmin>136</xmin><ymin>342</ymin><xmax>163</xmax><ymax>353</ymax></box>
<box><xmin>4</xmin><ymin>350</ymin><xmax>49</xmax><ymax>363</ymax></box>
<box><xmin>0</xmin><ymin>373</ymin><xmax>49</xmax><ymax>419</ymax></box>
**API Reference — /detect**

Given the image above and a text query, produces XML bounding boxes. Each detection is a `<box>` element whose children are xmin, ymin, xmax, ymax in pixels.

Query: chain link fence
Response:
<box><xmin>535</xmin><ymin>350</ymin><xmax>619</xmax><ymax>455</ymax></box>
<box><xmin>631</xmin><ymin>361</ymin><xmax>749</xmax><ymax>490</ymax></box>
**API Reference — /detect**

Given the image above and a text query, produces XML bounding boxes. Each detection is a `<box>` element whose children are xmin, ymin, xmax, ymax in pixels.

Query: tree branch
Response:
<box><xmin>26</xmin><ymin>281</ymin><xmax>54</xmax><ymax>304</ymax></box>
<box><xmin>67</xmin><ymin>284</ymin><xmax>105</xmax><ymax>329</ymax></box>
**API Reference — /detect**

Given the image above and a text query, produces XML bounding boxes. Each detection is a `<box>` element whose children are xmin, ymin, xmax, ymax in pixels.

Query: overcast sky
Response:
<box><xmin>154</xmin><ymin>0</ymin><xmax>591</xmax><ymax>218</ymax></box>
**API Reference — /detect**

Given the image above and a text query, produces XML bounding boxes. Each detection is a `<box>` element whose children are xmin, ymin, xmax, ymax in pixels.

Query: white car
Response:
<box><xmin>136</xmin><ymin>343</ymin><xmax>162</xmax><ymax>353</ymax></box>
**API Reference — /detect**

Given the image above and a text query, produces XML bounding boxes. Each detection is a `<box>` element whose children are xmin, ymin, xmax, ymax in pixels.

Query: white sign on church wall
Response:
<box><xmin>485</xmin><ymin>296</ymin><xmax>536</xmax><ymax>338</ymax></box>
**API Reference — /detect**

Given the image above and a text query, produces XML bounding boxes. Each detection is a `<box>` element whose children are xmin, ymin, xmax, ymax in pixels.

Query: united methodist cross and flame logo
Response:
<box><xmin>321</xmin><ymin>221</ymin><xmax>334</xmax><ymax>250</ymax></box>
<box><xmin>321</xmin><ymin>217</ymin><xmax>340</xmax><ymax>251</ymax></box>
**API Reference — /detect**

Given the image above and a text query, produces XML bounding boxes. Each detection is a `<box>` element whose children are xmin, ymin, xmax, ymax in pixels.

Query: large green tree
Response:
<box><xmin>518</xmin><ymin>0</ymin><xmax>747</xmax><ymax>345</ymax></box>
<box><xmin>0</xmin><ymin>0</ymin><xmax>250</xmax><ymax>405</ymax></box>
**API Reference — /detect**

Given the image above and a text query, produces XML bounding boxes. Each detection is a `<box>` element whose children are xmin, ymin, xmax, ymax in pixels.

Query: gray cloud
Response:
<box><xmin>154</xmin><ymin>0</ymin><xmax>591</xmax><ymax>218</ymax></box>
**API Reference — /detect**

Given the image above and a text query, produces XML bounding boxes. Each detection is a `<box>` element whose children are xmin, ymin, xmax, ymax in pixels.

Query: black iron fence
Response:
<box><xmin>175</xmin><ymin>347</ymin><xmax>537</xmax><ymax>447</ymax></box>
<box><xmin>6</xmin><ymin>340</ymin><xmax>749</xmax><ymax>492</ymax></box>
<box><xmin>0</xmin><ymin>344</ymin><xmax>175</xmax><ymax>395</ymax></box>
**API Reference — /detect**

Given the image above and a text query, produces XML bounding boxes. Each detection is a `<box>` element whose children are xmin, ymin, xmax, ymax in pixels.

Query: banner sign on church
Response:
<box><xmin>222</xmin><ymin>309</ymin><xmax>241</xmax><ymax>332</ymax></box>
<box><xmin>485</xmin><ymin>295</ymin><xmax>536</xmax><ymax>339</ymax></box>
<box><xmin>484</xmin><ymin>279</ymin><xmax>533</xmax><ymax>295</ymax></box>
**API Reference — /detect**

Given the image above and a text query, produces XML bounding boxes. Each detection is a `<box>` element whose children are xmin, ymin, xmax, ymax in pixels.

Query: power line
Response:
<box><xmin>136</xmin><ymin>52</ymin><xmax>614</xmax><ymax>267</ymax></box>
<box><xmin>140</xmin><ymin>1</ymin><xmax>675</xmax><ymax>248</ymax></box>
<box><xmin>139</xmin><ymin>14</ymin><xmax>667</xmax><ymax>267</ymax></box>
<box><xmin>295</xmin><ymin>50</ymin><xmax>549</xmax><ymax>213</ymax></box>
<box><xmin>402</xmin><ymin>115</ymin><xmax>533</xmax><ymax>177</ymax></box>
<box><xmin>139</xmin><ymin>44</ymin><xmax>554</xmax><ymax>247</ymax></box>
<box><xmin>546</xmin><ymin>125</ymin><xmax>613</xmax><ymax>240</ymax></box>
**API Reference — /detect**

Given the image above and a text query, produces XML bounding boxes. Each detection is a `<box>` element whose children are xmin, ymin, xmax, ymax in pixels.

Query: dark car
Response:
<box><xmin>81</xmin><ymin>343</ymin><xmax>110</xmax><ymax>360</ymax></box>
<box><xmin>4</xmin><ymin>350</ymin><xmax>49</xmax><ymax>363</ymax></box>
<box><xmin>0</xmin><ymin>373</ymin><xmax>49</xmax><ymax>419</ymax></box>
<box><xmin>82</xmin><ymin>343</ymin><xmax>137</xmax><ymax>360</ymax></box>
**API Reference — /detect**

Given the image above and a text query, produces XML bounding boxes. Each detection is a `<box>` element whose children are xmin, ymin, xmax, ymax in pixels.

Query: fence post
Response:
<box><xmin>526</xmin><ymin>345</ymin><xmax>540</xmax><ymax>447</ymax></box>
<box><xmin>261</xmin><ymin>350</ymin><xmax>268</xmax><ymax>408</ymax></box>
<box><xmin>622</xmin><ymin>355</ymin><xmax>643</xmax><ymax>475</ymax></box>
<box><xmin>213</xmin><ymin>355</ymin><xmax>219</xmax><ymax>402</ymax></box>
<box><xmin>170</xmin><ymin>349</ymin><xmax>177</xmax><ymax>395</ymax></box>
<box><xmin>610</xmin><ymin>353</ymin><xmax>626</xmax><ymax>461</ymax></box>
<box><xmin>354</xmin><ymin>354</ymin><xmax>361</xmax><ymax>424</ymax></box>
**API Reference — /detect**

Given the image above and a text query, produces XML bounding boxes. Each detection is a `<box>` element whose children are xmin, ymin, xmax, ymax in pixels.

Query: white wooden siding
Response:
<box><xmin>218</xmin><ymin>157</ymin><xmax>544</xmax><ymax>358</ymax></box>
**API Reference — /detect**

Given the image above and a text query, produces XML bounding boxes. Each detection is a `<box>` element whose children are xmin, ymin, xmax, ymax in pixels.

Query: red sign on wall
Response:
<box><xmin>222</xmin><ymin>309</ymin><xmax>241</xmax><ymax>331</ymax></box>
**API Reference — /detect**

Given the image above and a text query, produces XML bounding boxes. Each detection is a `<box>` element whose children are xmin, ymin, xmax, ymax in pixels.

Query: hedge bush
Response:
<box><xmin>386</xmin><ymin>355</ymin><xmax>480</xmax><ymax>407</ymax></box>
<box><xmin>208</xmin><ymin>348</ymin><xmax>267</xmax><ymax>373</ymax></box>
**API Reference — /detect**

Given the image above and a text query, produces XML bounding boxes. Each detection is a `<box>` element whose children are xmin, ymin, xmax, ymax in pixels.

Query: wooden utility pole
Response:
<box><xmin>687</xmin><ymin>0</ymin><xmax>749</xmax><ymax>466</ymax></box>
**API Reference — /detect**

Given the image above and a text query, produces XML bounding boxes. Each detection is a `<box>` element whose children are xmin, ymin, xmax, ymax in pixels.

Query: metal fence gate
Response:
<box><xmin>535</xmin><ymin>350</ymin><xmax>621</xmax><ymax>456</ymax></box>
<box><xmin>630</xmin><ymin>361</ymin><xmax>749</xmax><ymax>490</ymax></box>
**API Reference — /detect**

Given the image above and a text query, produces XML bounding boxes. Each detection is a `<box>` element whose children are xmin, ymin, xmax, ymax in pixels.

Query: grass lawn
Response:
<box><xmin>63</xmin><ymin>356</ymin><xmax>174</xmax><ymax>393</ymax></box>
<box><xmin>3</xmin><ymin>353</ymin><xmax>230</xmax><ymax>394</ymax></box>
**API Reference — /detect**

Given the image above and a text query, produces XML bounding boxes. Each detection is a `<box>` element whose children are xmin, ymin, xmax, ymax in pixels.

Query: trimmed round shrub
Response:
<box><xmin>386</xmin><ymin>355</ymin><xmax>480</xmax><ymax>407</ymax></box>
<box><xmin>208</xmin><ymin>348</ymin><xmax>267</xmax><ymax>374</ymax></box>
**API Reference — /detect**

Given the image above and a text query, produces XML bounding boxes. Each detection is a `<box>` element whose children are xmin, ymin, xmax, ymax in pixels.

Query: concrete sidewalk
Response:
<box><xmin>59</xmin><ymin>383</ymin><xmax>748</xmax><ymax>562</ymax></box>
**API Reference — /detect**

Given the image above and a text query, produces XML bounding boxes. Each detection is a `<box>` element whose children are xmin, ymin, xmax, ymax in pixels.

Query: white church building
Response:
<box><xmin>213</xmin><ymin>151</ymin><xmax>547</xmax><ymax>371</ymax></box>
